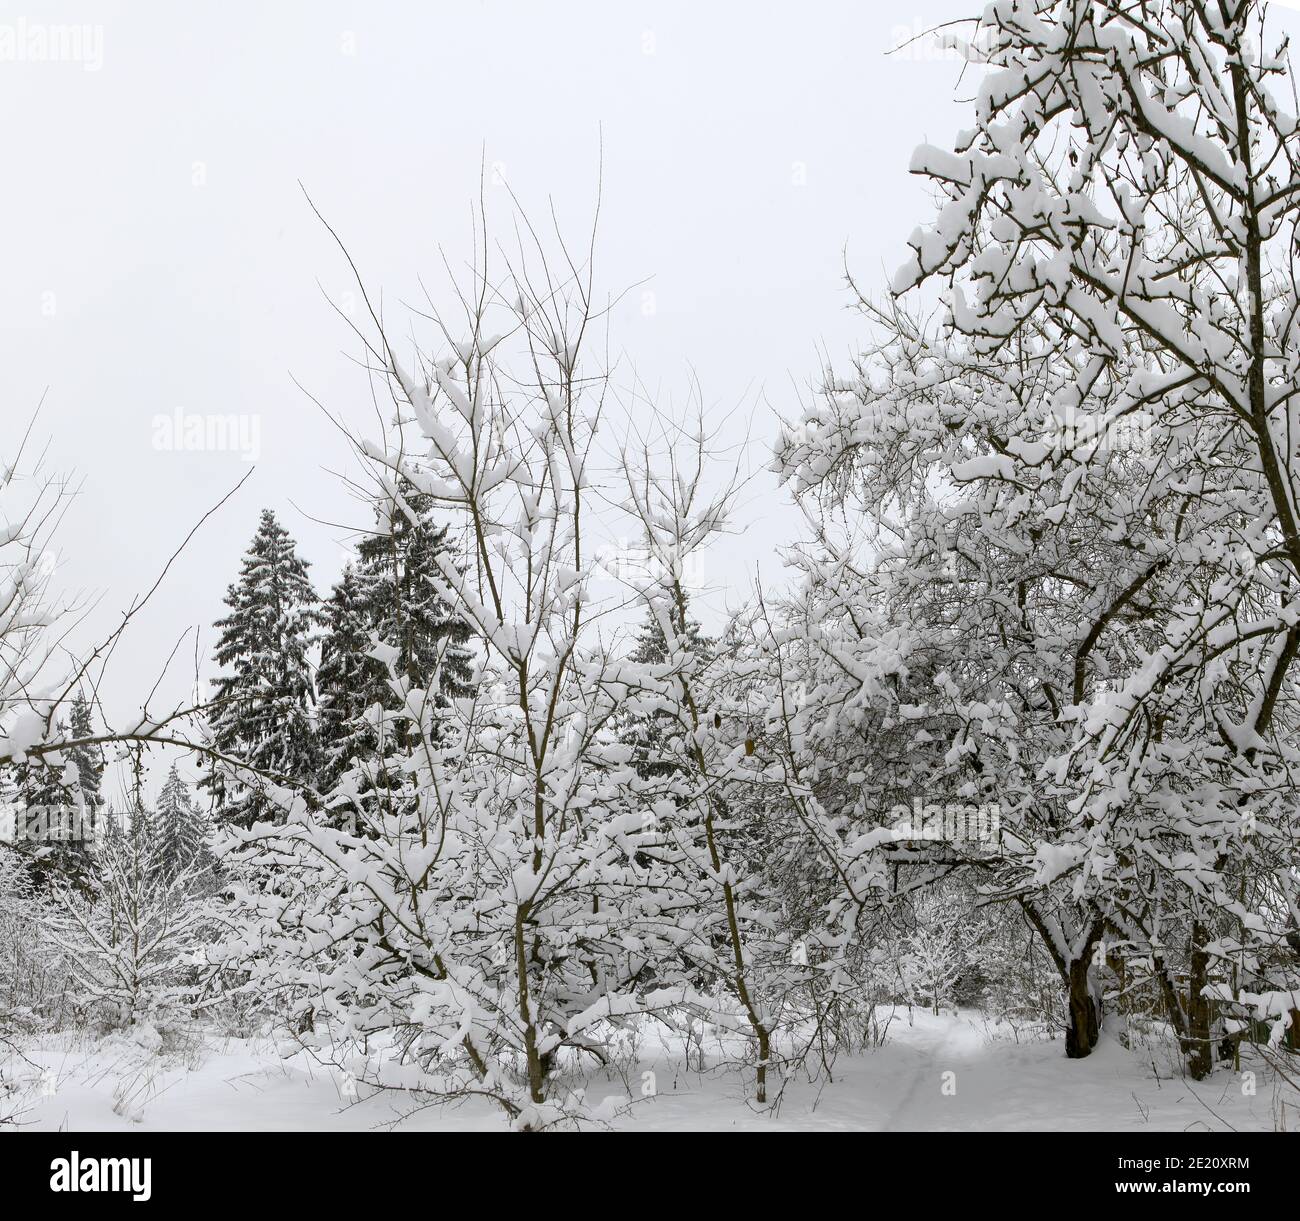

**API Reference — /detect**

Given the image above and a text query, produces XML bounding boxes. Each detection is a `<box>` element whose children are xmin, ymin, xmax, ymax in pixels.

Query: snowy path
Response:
<box><xmin>854</xmin><ymin>1010</ymin><xmax>1269</xmax><ymax>1133</ymax></box>
<box><xmin>877</xmin><ymin>1010</ymin><xmax>988</xmax><ymax>1130</ymax></box>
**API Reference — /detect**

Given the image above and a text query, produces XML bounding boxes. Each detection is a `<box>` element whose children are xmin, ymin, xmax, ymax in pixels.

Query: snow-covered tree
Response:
<box><xmin>47</xmin><ymin>815</ymin><xmax>212</xmax><ymax>1027</ymax></box>
<box><xmin>354</xmin><ymin>472</ymin><xmax>473</xmax><ymax>702</ymax></box>
<box><xmin>315</xmin><ymin>564</ymin><xmax>376</xmax><ymax>796</ymax></box>
<box><xmin>768</xmin><ymin>0</ymin><xmax>1300</xmax><ymax>1068</ymax></box>
<box><xmin>317</xmin><ymin>478</ymin><xmax>474</xmax><ymax>827</ymax></box>
<box><xmin>893</xmin><ymin>0</ymin><xmax>1300</xmax><ymax>1070</ymax></box>
<box><xmin>621</xmin><ymin>593</ymin><xmax>709</xmax><ymax>783</ymax></box>
<box><xmin>66</xmin><ymin>693</ymin><xmax>105</xmax><ymax>842</ymax></box>
<box><xmin>202</xmin><ymin>509</ymin><xmax>323</xmax><ymax>828</ymax></box>
<box><xmin>12</xmin><ymin>705</ymin><xmax>97</xmax><ymax>888</ymax></box>
<box><xmin>775</xmin><ymin>297</ymin><xmax>1211</xmax><ymax>1058</ymax></box>
<box><xmin>0</xmin><ymin>842</ymin><xmax>74</xmax><ymax>1031</ymax></box>
<box><xmin>901</xmin><ymin>892</ymin><xmax>983</xmax><ymax>1016</ymax></box>
<box><xmin>149</xmin><ymin>762</ymin><xmax>213</xmax><ymax>884</ymax></box>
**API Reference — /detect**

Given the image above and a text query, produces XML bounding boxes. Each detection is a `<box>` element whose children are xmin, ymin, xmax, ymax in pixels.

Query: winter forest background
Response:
<box><xmin>3</xmin><ymin>0</ymin><xmax>1300</xmax><ymax>1132</ymax></box>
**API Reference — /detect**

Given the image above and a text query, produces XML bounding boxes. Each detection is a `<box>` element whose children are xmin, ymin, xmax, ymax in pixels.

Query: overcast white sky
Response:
<box><xmin>0</xmin><ymin>0</ymin><xmax>1148</xmax><ymax>800</ymax></box>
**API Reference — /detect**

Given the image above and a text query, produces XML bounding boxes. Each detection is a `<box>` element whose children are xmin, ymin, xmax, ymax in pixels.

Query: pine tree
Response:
<box><xmin>354</xmin><ymin>475</ymin><xmax>473</xmax><ymax>702</ymax></box>
<box><xmin>14</xmin><ymin>722</ymin><xmax>93</xmax><ymax>889</ymax></box>
<box><xmin>202</xmin><ymin>509</ymin><xmax>322</xmax><ymax>828</ymax></box>
<box><xmin>13</xmin><ymin>694</ymin><xmax>104</xmax><ymax>867</ymax></box>
<box><xmin>316</xmin><ymin>564</ymin><xmax>380</xmax><ymax>793</ymax></box>
<box><xmin>16</xmin><ymin>749</ymin><xmax>65</xmax><ymax>842</ymax></box>
<box><xmin>149</xmin><ymin>762</ymin><xmax>213</xmax><ymax>882</ymax></box>
<box><xmin>626</xmin><ymin>593</ymin><xmax>709</xmax><ymax>781</ymax></box>
<box><xmin>67</xmin><ymin>693</ymin><xmax>105</xmax><ymax>842</ymax></box>
<box><xmin>320</xmin><ymin>478</ymin><xmax>474</xmax><ymax>825</ymax></box>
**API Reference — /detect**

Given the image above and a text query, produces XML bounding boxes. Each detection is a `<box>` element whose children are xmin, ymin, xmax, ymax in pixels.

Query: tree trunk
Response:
<box><xmin>1019</xmin><ymin>902</ymin><xmax>1104</xmax><ymax>1059</ymax></box>
<box><xmin>1065</xmin><ymin>949</ymin><xmax>1101</xmax><ymax>1059</ymax></box>
<box><xmin>1186</xmin><ymin>920</ymin><xmax>1214</xmax><ymax>1081</ymax></box>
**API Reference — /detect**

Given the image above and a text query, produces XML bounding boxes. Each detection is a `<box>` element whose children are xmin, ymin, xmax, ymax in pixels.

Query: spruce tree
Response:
<box><xmin>202</xmin><ymin>509</ymin><xmax>322</xmax><ymax>828</ymax></box>
<box><xmin>316</xmin><ymin>564</ymin><xmax>379</xmax><ymax>793</ymax></box>
<box><xmin>16</xmin><ymin>751</ymin><xmax>66</xmax><ymax>844</ymax></box>
<box><xmin>150</xmin><ymin>762</ymin><xmax>213</xmax><ymax>882</ymax></box>
<box><xmin>320</xmin><ymin>478</ymin><xmax>473</xmax><ymax>823</ymax></box>
<box><xmin>67</xmin><ymin>693</ymin><xmax>105</xmax><ymax>842</ymax></box>
<box><xmin>15</xmin><ymin>694</ymin><xmax>104</xmax><ymax>856</ymax></box>
<box><xmin>626</xmin><ymin>594</ymin><xmax>709</xmax><ymax>781</ymax></box>
<box><xmin>355</xmin><ymin>475</ymin><xmax>473</xmax><ymax>701</ymax></box>
<box><xmin>14</xmin><ymin>721</ymin><xmax>94</xmax><ymax>889</ymax></box>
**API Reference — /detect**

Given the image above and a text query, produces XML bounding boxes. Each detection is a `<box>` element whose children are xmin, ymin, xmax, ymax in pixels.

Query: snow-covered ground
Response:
<box><xmin>3</xmin><ymin>1009</ymin><xmax>1289</xmax><ymax>1132</ymax></box>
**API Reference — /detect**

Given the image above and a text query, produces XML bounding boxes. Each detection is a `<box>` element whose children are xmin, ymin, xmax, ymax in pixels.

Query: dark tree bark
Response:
<box><xmin>1065</xmin><ymin>933</ymin><xmax>1103</xmax><ymax>1059</ymax></box>
<box><xmin>1185</xmin><ymin>920</ymin><xmax>1214</xmax><ymax>1080</ymax></box>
